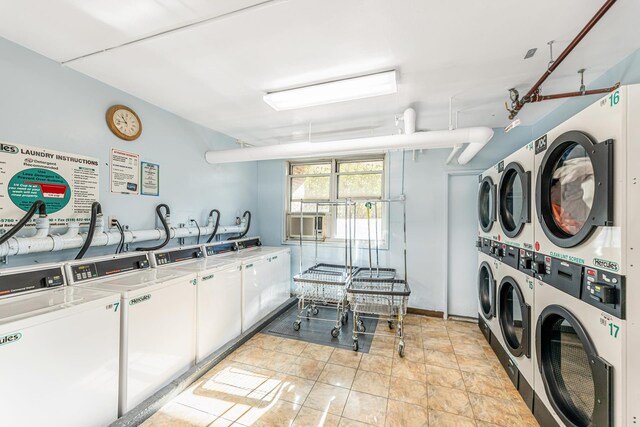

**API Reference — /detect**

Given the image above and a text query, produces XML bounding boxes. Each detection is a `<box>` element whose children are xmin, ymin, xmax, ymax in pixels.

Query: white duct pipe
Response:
<box><xmin>445</xmin><ymin>144</ymin><xmax>464</xmax><ymax>165</ymax></box>
<box><xmin>403</xmin><ymin>108</ymin><xmax>416</xmax><ymax>135</ymax></box>
<box><xmin>205</xmin><ymin>126</ymin><xmax>494</xmax><ymax>164</ymax></box>
<box><xmin>0</xmin><ymin>219</ymin><xmax>247</xmax><ymax>258</ymax></box>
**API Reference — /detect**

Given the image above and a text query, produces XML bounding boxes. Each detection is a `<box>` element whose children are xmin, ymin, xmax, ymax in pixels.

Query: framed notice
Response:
<box><xmin>140</xmin><ymin>162</ymin><xmax>159</xmax><ymax>196</ymax></box>
<box><xmin>110</xmin><ymin>148</ymin><xmax>140</xmax><ymax>195</ymax></box>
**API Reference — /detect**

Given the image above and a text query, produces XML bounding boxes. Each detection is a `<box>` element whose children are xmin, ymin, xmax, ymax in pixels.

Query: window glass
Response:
<box><xmin>550</xmin><ymin>144</ymin><xmax>594</xmax><ymax>236</ymax></box>
<box><xmin>338</xmin><ymin>174</ymin><xmax>382</xmax><ymax>199</ymax></box>
<box><xmin>338</xmin><ymin>160</ymin><xmax>384</xmax><ymax>173</ymax></box>
<box><xmin>502</xmin><ymin>171</ymin><xmax>523</xmax><ymax>232</ymax></box>
<box><xmin>479</xmin><ymin>181</ymin><xmax>493</xmax><ymax>229</ymax></box>
<box><xmin>291</xmin><ymin>163</ymin><xmax>331</xmax><ymax>175</ymax></box>
<box><xmin>290</xmin><ymin>176</ymin><xmax>330</xmax><ymax>200</ymax></box>
<box><xmin>479</xmin><ymin>266</ymin><xmax>492</xmax><ymax>316</ymax></box>
<box><xmin>504</xmin><ymin>285</ymin><xmax>523</xmax><ymax>345</ymax></box>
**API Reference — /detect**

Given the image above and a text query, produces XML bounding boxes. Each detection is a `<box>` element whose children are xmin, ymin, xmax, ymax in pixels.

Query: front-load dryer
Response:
<box><xmin>477</xmin><ymin>251</ymin><xmax>500</xmax><ymax>346</ymax></box>
<box><xmin>0</xmin><ymin>264</ymin><xmax>120</xmax><ymax>427</ymax></box>
<box><xmin>497</xmin><ymin>142</ymin><xmax>535</xmax><ymax>275</ymax></box>
<box><xmin>533</xmin><ymin>271</ymin><xmax>626</xmax><ymax>427</ymax></box>
<box><xmin>66</xmin><ymin>252</ymin><xmax>196</xmax><ymax>416</ymax></box>
<box><xmin>493</xmin><ymin>262</ymin><xmax>535</xmax><ymax>410</ymax></box>
<box><xmin>149</xmin><ymin>245</ymin><xmax>242</xmax><ymax>363</ymax></box>
<box><xmin>477</xmin><ymin>165</ymin><xmax>499</xmax><ymax>255</ymax></box>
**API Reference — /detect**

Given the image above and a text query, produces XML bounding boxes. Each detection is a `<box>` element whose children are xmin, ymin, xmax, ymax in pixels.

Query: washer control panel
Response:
<box><xmin>0</xmin><ymin>267</ymin><xmax>65</xmax><ymax>297</ymax></box>
<box><xmin>205</xmin><ymin>242</ymin><xmax>237</xmax><ymax>256</ymax></box>
<box><xmin>582</xmin><ymin>267</ymin><xmax>624</xmax><ymax>319</ymax></box>
<box><xmin>154</xmin><ymin>247</ymin><xmax>203</xmax><ymax>266</ymax></box>
<box><xmin>69</xmin><ymin>255</ymin><xmax>149</xmax><ymax>284</ymax></box>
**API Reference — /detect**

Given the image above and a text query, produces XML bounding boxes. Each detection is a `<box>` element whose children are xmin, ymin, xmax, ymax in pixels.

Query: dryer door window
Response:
<box><xmin>498</xmin><ymin>277</ymin><xmax>530</xmax><ymax>358</ymax></box>
<box><xmin>499</xmin><ymin>163</ymin><xmax>530</xmax><ymax>238</ymax></box>
<box><xmin>536</xmin><ymin>305</ymin><xmax>612</xmax><ymax>427</ymax></box>
<box><xmin>536</xmin><ymin>131</ymin><xmax>613</xmax><ymax>248</ymax></box>
<box><xmin>478</xmin><ymin>262</ymin><xmax>495</xmax><ymax>319</ymax></box>
<box><xmin>478</xmin><ymin>176</ymin><xmax>496</xmax><ymax>233</ymax></box>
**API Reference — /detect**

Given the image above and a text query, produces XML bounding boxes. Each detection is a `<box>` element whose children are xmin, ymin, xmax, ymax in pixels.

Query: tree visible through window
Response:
<box><xmin>287</xmin><ymin>157</ymin><xmax>385</xmax><ymax>241</ymax></box>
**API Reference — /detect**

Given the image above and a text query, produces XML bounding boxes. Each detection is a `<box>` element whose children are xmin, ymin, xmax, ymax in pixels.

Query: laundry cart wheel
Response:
<box><xmin>312</xmin><ymin>307</ymin><xmax>319</xmax><ymax>315</ymax></box>
<box><xmin>398</xmin><ymin>341</ymin><xmax>405</xmax><ymax>358</ymax></box>
<box><xmin>357</xmin><ymin>320</ymin><xmax>366</xmax><ymax>333</ymax></box>
<box><xmin>293</xmin><ymin>320</ymin><xmax>301</xmax><ymax>331</ymax></box>
<box><xmin>331</xmin><ymin>327</ymin><xmax>340</xmax><ymax>338</ymax></box>
<box><xmin>353</xmin><ymin>340</ymin><xmax>359</xmax><ymax>352</ymax></box>
<box><xmin>388</xmin><ymin>320</ymin><xmax>394</xmax><ymax>329</ymax></box>
<box><xmin>342</xmin><ymin>311</ymin><xmax>349</xmax><ymax>324</ymax></box>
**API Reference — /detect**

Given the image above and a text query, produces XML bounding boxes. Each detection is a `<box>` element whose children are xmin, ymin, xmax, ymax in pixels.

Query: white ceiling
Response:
<box><xmin>1</xmin><ymin>0</ymin><xmax>639</xmax><ymax>145</ymax></box>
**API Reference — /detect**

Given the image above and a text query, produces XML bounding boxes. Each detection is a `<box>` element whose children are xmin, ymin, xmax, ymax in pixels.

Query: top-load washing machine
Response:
<box><xmin>0</xmin><ymin>264</ymin><xmax>121</xmax><ymax>427</ymax></box>
<box><xmin>530</xmin><ymin>85</ymin><xmax>640</xmax><ymax>426</ymax></box>
<box><xmin>149</xmin><ymin>244</ymin><xmax>242</xmax><ymax>363</ymax></box>
<box><xmin>496</xmin><ymin>142</ymin><xmax>536</xmax><ymax>275</ymax></box>
<box><xmin>65</xmin><ymin>252</ymin><xmax>197</xmax><ymax>416</ymax></box>
<box><xmin>477</xmin><ymin>164</ymin><xmax>500</xmax><ymax>255</ymax></box>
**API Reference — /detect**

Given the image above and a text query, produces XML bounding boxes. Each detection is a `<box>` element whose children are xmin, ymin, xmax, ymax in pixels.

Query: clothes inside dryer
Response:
<box><xmin>550</xmin><ymin>144</ymin><xmax>595</xmax><ymax>236</ymax></box>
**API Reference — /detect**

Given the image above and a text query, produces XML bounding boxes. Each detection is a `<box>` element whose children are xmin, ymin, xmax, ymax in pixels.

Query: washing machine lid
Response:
<box><xmin>536</xmin><ymin>304</ymin><xmax>612</xmax><ymax>427</ymax></box>
<box><xmin>477</xmin><ymin>261</ymin><xmax>496</xmax><ymax>320</ymax></box>
<box><xmin>536</xmin><ymin>130</ymin><xmax>613</xmax><ymax>248</ymax></box>
<box><xmin>0</xmin><ymin>286</ymin><xmax>117</xmax><ymax>327</ymax></box>
<box><xmin>160</xmin><ymin>257</ymin><xmax>241</xmax><ymax>275</ymax></box>
<box><xmin>498</xmin><ymin>162</ymin><xmax>531</xmax><ymax>238</ymax></box>
<box><xmin>76</xmin><ymin>268</ymin><xmax>193</xmax><ymax>296</ymax></box>
<box><xmin>478</xmin><ymin>175</ymin><xmax>497</xmax><ymax>233</ymax></box>
<box><xmin>498</xmin><ymin>276</ymin><xmax>530</xmax><ymax>358</ymax></box>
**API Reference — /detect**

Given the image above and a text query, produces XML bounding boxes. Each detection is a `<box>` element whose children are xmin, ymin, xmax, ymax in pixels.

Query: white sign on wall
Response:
<box><xmin>140</xmin><ymin>161</ymin><xmax>159</xmax><ymax>196</ymax></box>
<box><xmin>110</xmin><ymin>148</ymin><xmax>140</xmax><ymax>195</ymax></box>
<box><xmin>0</xmin><ymin>141</ymin><xmax>100</xmax><ymax>228</ymax></box>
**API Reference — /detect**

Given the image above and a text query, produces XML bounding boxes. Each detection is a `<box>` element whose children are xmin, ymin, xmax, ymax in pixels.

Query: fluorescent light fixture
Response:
<box><xmin>263</xmin><ymin>70</ymin><xmax>397</xmax><ymax>111</ymax></box>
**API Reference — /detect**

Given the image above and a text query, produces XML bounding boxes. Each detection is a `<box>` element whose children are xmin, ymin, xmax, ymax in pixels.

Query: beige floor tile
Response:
<box><xmin>461</xmin><ymin>371</ymin><xmax>509</xmax><ymax>399</ymax></box>
<box><xmin>359</xmin><ymin>354</ymin><xmax>393</xmax><ymax>376</ymax></box>
<box><xmin>258</xmin><ymin>373</ymin><xmax>315</xmax><ymax>405</ymax></box>
<box><xmin>208</xmin><ymin>417</ymin><xmax>236</xmax><ymax>427</ymax></box>
<box><xmin>452</xmin><ymin>342</ymin><xmax>487</xmax><ymax>358</ymax></box>
<box><xmin>339</xmin><ymin>418</ymin><xmax>375</xmax><ymax>427</ymax></box>
<box><xmin>342</xmin><ymin>391</ymin><xmax>387</xmax><ymax>427</ymax></box>
<box><xmin>301</xmin><ymin>343</ymin><xmax>335</xmax><ymax>362</ymax></box>
<box><xmin>303</xmin><ymin>382</ymin><xmax>350</xmax><ymax>416</ymax></box>
<box><xmin>427</xmin><ymin>385</ymin><xmax>473</xmax><ymax>418</ymax></box>
<box><xmin>424</xmin><ymin>349</ymin><xmax>459</xmax><ymax>369</ymax></box>
<box><xmin>393</xmin><ymin>343</ymin><xmax>424</xmax><ymax>363</ymax></box>
<box><xmin>284</xmin><ymin>356</ymin><xmax>326</xmax><ymax>381</ymax></box>
<box><xmin>420</xmin><ymin>328</ymin><xmax>450</xmax><ymax>340</ymax></box>
<box><xmin>384</xmin><ymin>400</ymin><xmax>428</xmax><ymax>427</ymax></box>
<box><xmin>455</xmin><ymin>354</ymin><xmax>497</xmax><ymax>377</ymax></box>
<box><xmin>278</xmin><ymin>338</ymin><xmax>310</xmax><ymax>356</ymax></box>
<box><xmin>428</xmin><ymin>410</ymin><xmax>477</xmax><ymax>427</ymax></box>
<box><xmin>425</xmin><ymin>364</ymin><xmax>465</xmax><ymax>390</ymax></box>
<box><xmin>391</xmin><ymin>357</ymin><xmax>426</xmax><ymax>382</ymax></box>
<box><xmin>318</xmin><ymin>363</ymin><xmax>357</xmax><ymax>388</ymax></box>
<box><xmin>368</xmin><ymin>343</ymin><xmax>395</xmax><ymax>359</ymax></box>
<box><xmin>329</xmin><ymin>348</ymin><xmax>363</xmax><ymax>369</ymax></box>
<box><xmin>422</xmin><ymin>337</ymin><xmax>454</xmax><ymax>353</ymax></box>
<box><xmin>388</xmin><ymin>378</ymin><xmax>428</xmax><ymax>408</ymax></box>
<box><xmin>235</xmin><ymin>399</ymin><xmax>302</xmax><ymax>427</ymax></box>
<box><xmin>403</xmin><ymin>315</ymin><xmax>422</xmax><ymax>326</ymax></box>
<box><xmin>468</xmin><ymin>393</ymin><xmax>522</xmax><ymax>426</ymax></box>
<box><xmin>292</xmin><ymin>406</ymin><xmax>341</xmax><ymax>427</ymax></box>
<box><xmin>141</xmin><ymin>402</ymin><xmax>217</xmax><ymax>427</ymax></box>
<box><xmin>248</xmin><ymin>334</ymin><xmax>285</xmax><ymax>351</ymax></box>
<box><xmin>351</xmin><ymin>370</ymin><xmax>390</xmax><ymax>398</ymax></box>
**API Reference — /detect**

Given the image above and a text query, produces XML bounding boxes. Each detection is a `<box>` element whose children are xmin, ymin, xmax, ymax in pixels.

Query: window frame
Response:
<box><xmin>283</xmin><ymin>155</ymin><xmax>388</xmax><ymax>247</ymax></box>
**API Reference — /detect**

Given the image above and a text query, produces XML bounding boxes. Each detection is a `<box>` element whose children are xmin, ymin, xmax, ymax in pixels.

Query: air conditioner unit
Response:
<box><xmin>288</xmin><ymin>214</ymin><xmax>326</xmax><ymax>241</ymax></box>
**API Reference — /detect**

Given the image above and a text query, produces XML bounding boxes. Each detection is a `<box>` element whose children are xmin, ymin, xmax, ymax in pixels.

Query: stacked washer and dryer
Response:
<box><xmin>478</xmin><ymin>85</ymin><xmax>639</xmax><ymax>426</ymax></box>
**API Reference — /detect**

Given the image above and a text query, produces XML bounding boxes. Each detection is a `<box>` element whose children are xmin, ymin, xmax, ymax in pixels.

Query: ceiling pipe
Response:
<box><xmin>445</xmin><ymin>144</ymin><xmax>463</xmax><ymax>165</ymax></box>
<box><xmin>205</xmin><ymin>109</ymin><xmax>493</xmax><ymax>164</ymax></box>
<box><xmin>507</xmin><ymin>0</ymin><xmax>617</xmax><ymax>119</ymax></box>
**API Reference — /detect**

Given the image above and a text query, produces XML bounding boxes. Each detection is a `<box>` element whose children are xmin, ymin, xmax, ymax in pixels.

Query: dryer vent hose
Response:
<box><xmin>75</xmin><ymin>201</ymin><xmax>102</xmax><ymax>260</ymax></box>
<box><xmin>135</xmin><ymin>204</ymin><xmax>171</xmax><ymax>251</ymax></box>
<box><xmin>229</xmin><ymin>210</ymin><xmax>251</xmax><ymax>240</ymax></box>
<box><xmin>0</xmin><ymin>200</ymin><xmax>47</xmax><ymax>246</ymax></box>
<box><xmin>206</xmin><ymin>209</ymin><xmax>221</xmax><ymax>243</ymax></box>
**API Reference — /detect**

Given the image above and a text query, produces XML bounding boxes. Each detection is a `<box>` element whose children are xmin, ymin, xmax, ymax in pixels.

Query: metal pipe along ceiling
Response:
<box><xmin>205</xmin><ymin>121</ymin><xmax>493</xmax><ymax>165</ymax></box>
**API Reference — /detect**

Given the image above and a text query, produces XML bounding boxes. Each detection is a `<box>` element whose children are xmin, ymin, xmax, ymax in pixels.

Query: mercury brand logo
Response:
<box><xmin>0</xmin><ymin>143</ymin><xmax>18</xmax><ymax>154</ymax></box>
<box><xmin>0</xmin><ymin>332</ymin><xmax>22</xmax><ymax>346</ymax></box>
<box><xmin>593</xmin><ymin>258</ymin><xmax>619</xmax><ymax>272</ymax></box>
<box><xmin>129</xmin><ymin>294</ymin><xmax>151</xmax><ymax>306</ymax></box>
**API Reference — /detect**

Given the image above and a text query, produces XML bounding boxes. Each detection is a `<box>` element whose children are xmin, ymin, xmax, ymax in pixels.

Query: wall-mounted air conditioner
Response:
<box><xmin>287</xmin><ymin>214</ymin><xmax>326</xmax><ymax>241</ymax></box>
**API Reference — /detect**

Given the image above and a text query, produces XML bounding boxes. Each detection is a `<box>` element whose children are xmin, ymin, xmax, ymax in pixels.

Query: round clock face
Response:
<box><xmin>107</xmin><ymin>105</ymin><xmax>142</xmax><ymax>140</ymax></box>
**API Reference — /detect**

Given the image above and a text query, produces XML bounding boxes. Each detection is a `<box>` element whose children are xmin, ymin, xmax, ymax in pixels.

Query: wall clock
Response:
<box><xmin>106</xmin><ymin>105</ymin><xmax>142</xmax><ymax>141</ymax></box>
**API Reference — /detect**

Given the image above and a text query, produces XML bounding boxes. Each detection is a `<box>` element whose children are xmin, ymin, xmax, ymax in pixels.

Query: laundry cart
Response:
<box><xmin>293</xmin><ymin>268</ymin><xmax>350</xmax><ymax>337</ymax></box>
<box><xmin>347</xmin><ymin>277</ymin><xmax>411</xmax><ymax>355</ymax></box>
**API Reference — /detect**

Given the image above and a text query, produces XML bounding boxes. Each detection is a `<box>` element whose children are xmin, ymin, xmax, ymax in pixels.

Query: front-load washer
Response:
<box><xmin>497</xmin><ymin>142</ymin><xmax>535</xmax><ymax>275</ymax></box>
<box><xmin>533</xmin><ymin>269</ymin><xmax>627</xmax><ymax>427</ymax></box>
<box><xmin>0</xmin><ymin>264</ymin><xmax>120</xmax><ymax>427</ymax></box>
<box><xmin>532</xmin><ymin>85</ymin><xmax>636</xmax><ymax>280</ymax></box>
<box><xmin>65</xmin><ymin>252</ymin><xmax>196</xmax><ymax>415</ymax></box>
<box><xmin>477</xmin><ymin>251</ymin><xmax>500</xmax><ymax>346</ymax></box>
<box><xmin>477</xmin><ymin>165</ymin><xmax>499</xmax><ymax>255</ymax></box>
<box><xmin>493</xmin><ymin>262</ymin><xmax>535</xmax><ymax>410</ymax></box>
<box><xmin>149</xmin><ymin>245</ymin><xmax>242</xmax><ymax>362</ymax></box>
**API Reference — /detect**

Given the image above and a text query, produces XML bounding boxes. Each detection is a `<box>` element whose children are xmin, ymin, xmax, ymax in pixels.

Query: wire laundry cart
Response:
<box><xmin>292</xmin><ymin>200</ymin><xmax>357</xmax><ymax>337</ymax></box>
<box><xmin>347</xmin><ymin>277</ymin><xmax>411</xmax><ymax>355</ymax></box>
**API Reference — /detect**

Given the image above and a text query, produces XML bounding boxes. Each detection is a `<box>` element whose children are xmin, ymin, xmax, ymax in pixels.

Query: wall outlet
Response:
<box><xmin>108</xmin><ymin>216</ymin><xmax>118</xmax><ymax>228</ymax></box>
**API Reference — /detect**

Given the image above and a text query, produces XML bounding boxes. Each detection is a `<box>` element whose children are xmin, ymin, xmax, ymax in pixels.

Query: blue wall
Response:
<box><xmin>257</xmin><ymin>48</ymin><xmax>640</xmax><ymax>312</ymax></box>
<box><xmin>0</xmin><ymin>37</ymin><xmax>258</xmax><ymax>266</ymax></box>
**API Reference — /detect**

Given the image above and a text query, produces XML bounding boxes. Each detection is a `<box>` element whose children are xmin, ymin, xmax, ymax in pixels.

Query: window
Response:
<box><xmin>286</xmin><ymin>157</ymin><xmax>386</xmax><ymax>243</ymax></box>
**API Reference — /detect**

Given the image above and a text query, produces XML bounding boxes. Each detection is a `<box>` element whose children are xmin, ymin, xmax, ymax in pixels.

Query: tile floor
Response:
<box><xmin>142</xmin><ymin>315</ymin><xmax>540</xmax><ymax>427</ymax></box>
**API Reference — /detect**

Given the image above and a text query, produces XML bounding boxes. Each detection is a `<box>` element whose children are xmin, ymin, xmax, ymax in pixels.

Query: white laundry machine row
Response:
<box><xmin>0</xmin><ymin>264</ymin><xmax>121</xmax><ymax>427</ymax></box>
<box><xmin>528</xmin><ymin>85</ymin><xmax>640</xmax><ymax>426</ymax></box>
<box><xmin>204</xmin><ymin>237</ymin><xmax>291</xmax><ymax>332</ymax></box>
<box><xmin>148</xmin><ymin>244</ymin><xmax>242</xmax><ymax>363</ymax></box>
<box><xmin>65</xmin><ymin>252</ymin><xmax>197</xmax><ymax>416</ymax></box>
<box><xmin>477</xmin><ymin>164</ymin><xmax>500</xmax><ymax>255</ymax></box>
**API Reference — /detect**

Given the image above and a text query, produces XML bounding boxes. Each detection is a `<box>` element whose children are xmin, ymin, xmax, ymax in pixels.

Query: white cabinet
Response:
<box><xmin>241</xmin><ymin>256</ymin><xmax>268</xmax><ymax>331</ymax></box>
